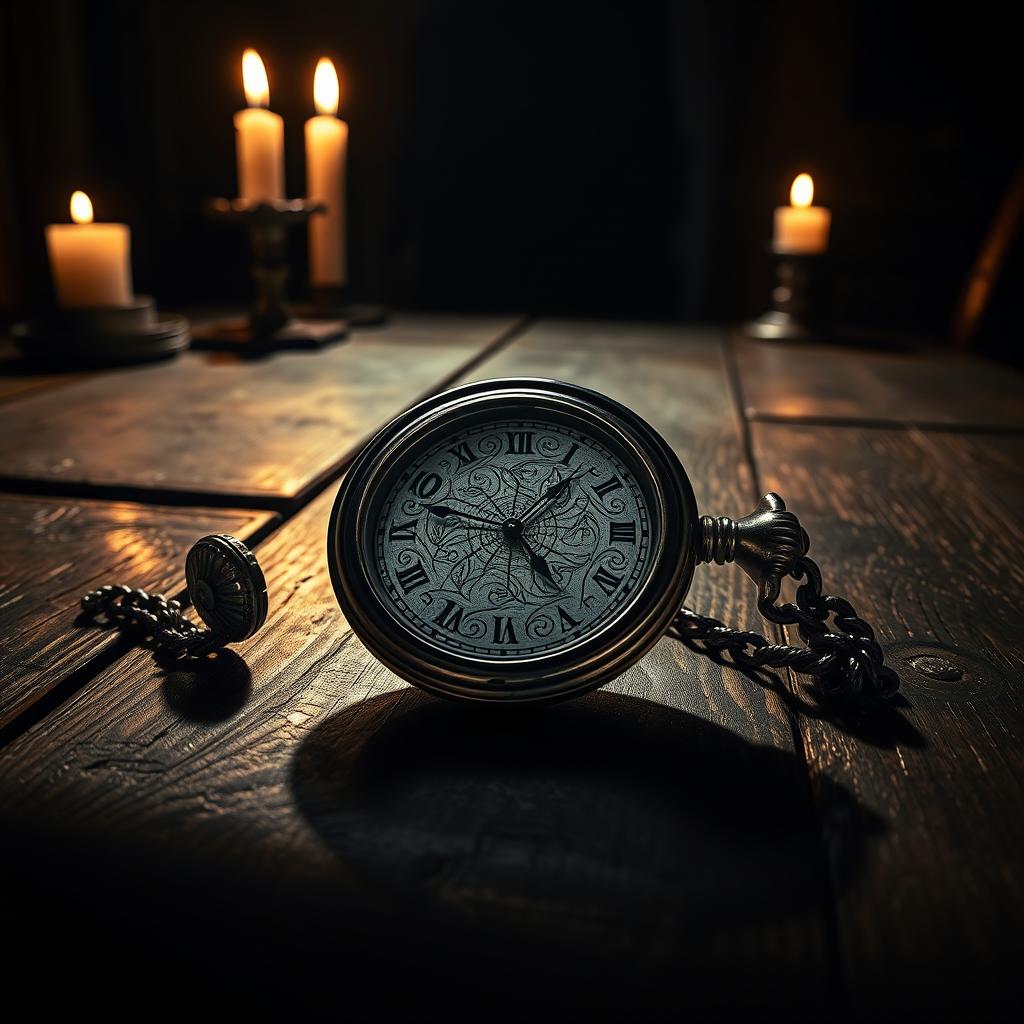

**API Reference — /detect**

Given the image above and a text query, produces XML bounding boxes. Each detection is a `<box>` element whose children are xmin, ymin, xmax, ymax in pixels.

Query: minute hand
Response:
<box><xmin>423</xmin><ymin>504</ymin><xmax>501</xmax><ymax>527</ymax></box>
<box><xmin>520</xmin><ymin>468</ymin><xmax>585</xmax><ymax>524</ymax></box>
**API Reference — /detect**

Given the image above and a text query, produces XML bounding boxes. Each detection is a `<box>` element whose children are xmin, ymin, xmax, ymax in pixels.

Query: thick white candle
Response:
<box><xmin>773</xmin><ymin>173</ymin><xmax>831</xmax><ymax>254</ymax></box>
<box><xmin>305</xmin><ymin>58</ymin><xmax>348</xmax><ymax>287</ymax></box>
<box><xmin>234</xmin><ymin>49</ymin><xmax>285</xmax><ymax>202</ymax></box>
<box><xmin>45</xmin><ymin>191</ymin><xmax>133</xmax><ymax>307</ymax></box>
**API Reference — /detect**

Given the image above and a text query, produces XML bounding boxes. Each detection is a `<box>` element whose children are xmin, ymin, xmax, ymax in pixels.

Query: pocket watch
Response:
<box><xmin>327</xmin><ymin>378</ymin><xmax>898</xmax><ymax>705</ymax></box>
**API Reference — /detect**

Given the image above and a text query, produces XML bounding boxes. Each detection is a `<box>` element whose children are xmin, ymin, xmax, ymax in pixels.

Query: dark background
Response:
<box><xmin>1</xmin><ymin>0</ymin><xmax>1020</xmax><ymax>360</ymax></box>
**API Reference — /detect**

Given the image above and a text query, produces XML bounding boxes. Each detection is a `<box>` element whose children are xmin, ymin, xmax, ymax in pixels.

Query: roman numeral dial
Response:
<box><xmin>373</xmin><ymin>417</ymin><xmax>655</xmax><ymax>658</ymax></box>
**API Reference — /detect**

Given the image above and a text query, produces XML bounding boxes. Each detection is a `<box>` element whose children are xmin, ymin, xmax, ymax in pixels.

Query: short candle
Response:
<box><xmin>45</xmin><ymin>191</ymin><xmax>133</xmax><ymax>307</ymax></box>
<box><xmin>234</xmin><ymin>49</ymin><xmax>285</xmax><ymax>203</ymax></box>
<box><xmin>773</xmin><ymin>173</ymin><xmax>831</xmax><ymax>254</ymax></box>
<box><xmin>305</xmin><ymin>57</ymin><xmax>349</xmax><ymax>288</ymax></box>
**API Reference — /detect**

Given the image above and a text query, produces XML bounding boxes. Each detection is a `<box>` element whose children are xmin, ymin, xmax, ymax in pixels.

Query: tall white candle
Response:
<box><xmin>305</xmin><ymin>57</ymin><xmax>348</xmax><ymax>287</ymax></box>
<box><xmin>234</xmin><ymin>49</ymin><xmax>285</xmax><ymax>203</ymax></box>
<box><xmin>45</xmin><ymin>191</ymin><xmax>133</xmax><ymax>307</ymax></box>
<box><xmin>773</xmin><ymin>173</ymin><xmax>831</xmax><ymax>254</ymax></box>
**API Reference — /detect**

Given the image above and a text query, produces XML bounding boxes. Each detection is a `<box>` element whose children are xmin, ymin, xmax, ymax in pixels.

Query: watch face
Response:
<box><xmin>329</xmin><ymin>379</ymin><xmax>697</xmax><ymax>703</ymax></box>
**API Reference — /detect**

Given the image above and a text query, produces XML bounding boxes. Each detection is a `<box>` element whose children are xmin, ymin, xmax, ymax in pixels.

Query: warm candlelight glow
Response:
<box><xmin>790</xmin><ymin>173</ymin><xmax>814</xmax><ymax>209</ymax></box>
<box><xmin>314</xmin><ymin>58</ymin><xmax>340</xmax><ymax>116</ymax></box>
<box><xmin>242</xmin><ymin>49</ymin><xmax>270</xmax><ymax>108</ymax></box>
<box><xmin>70</xmin><ymin>190</ymin><xmax>93</xmax><ymax>225</ymax></box>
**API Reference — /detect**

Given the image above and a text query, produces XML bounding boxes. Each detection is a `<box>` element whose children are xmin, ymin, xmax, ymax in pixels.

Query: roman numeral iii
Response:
<box><xmin>609</xmin><ymin>521</ymin><xmax>637</xmax><ymax>544</ymax></box>
<box><xmin>395</xmin><ymin>559</ymin><xmax>430</xmax><ymax>594</ymax></box>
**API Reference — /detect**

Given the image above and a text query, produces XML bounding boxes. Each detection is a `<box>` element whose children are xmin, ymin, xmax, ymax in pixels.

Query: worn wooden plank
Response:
<box><xmin>0</xmin><ymin>339</ymin><xmax>85</xmax><ymax>404</ymax></box>
<box><xmin>0</xmin><ymin>323</ymin><xmax>835</xmax><ymax>1011</ymax></box>
<box><xmin>0</xmin><ymin>494</ymin><xmax>276</xmax><ymax>732</ymax></box>
<box><xmin>752</xmin><ymin>423</ymin><xmax>1024</xmax><ymax>1014</ymax></box>
<box><xmin>735</xmin><ymin>335</ymin><xmax>1024</xmax><ymax>430</ymax></box>
<box><xmin>0</xmin><ymin>315</ymin><xmax>521</xmax><ymax>508</ymax></box>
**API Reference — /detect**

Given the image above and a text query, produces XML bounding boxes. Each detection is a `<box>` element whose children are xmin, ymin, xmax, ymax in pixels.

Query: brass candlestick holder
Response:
<box><xmin>745</xmin><ymin>248</ymin><xmax>828</xmax><ymax>342</ymax></box>
<box><xmin>192</xmin><ymin>199</ymin><xmax>349</xmax><ymax>354</ymax></box>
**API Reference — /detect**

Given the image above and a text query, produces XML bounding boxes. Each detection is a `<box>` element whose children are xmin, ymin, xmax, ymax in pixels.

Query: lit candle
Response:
<box><xmin>234</xmin><ymin>49</ymin><xmax>285</xmax><ymax>202</ymax></box>
<box><xmin>45</xmin><ymin>191</ymin><xmax>133</xmax><ymax>307</ymax></box>
<box><xmin>773</xmin><ymin>173</ymin><xmax>831</xmax><ymax>254</ymax></box>
<box><xmin>305</xmin><ymin>57</ymin><xmax>349</xmax><ymax>288</ymax></box>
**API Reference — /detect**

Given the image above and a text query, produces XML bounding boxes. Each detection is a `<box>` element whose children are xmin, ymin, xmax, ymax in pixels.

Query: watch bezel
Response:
<box><xmin>327</xmin><ymin>378</ymin><xmax>698</xmax><ymax>703</ymax></box>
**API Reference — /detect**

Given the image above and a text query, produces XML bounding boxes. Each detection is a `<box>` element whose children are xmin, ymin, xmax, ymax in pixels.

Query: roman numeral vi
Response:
<box><xmin>493</xmin><ymin>615</ymin><xmax>518</xmax><ymax>644</ymax></box>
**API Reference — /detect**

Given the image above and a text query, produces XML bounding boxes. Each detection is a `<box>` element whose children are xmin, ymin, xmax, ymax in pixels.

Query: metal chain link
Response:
<box><xmin>80</xmin><ymin>584</ymin><xmax>219</xmax><ymax>658</ymax></box>
<box><xmin>669</xmin><ymin>554</ymin><xmax>899</xmax><ymax>702</ymax></box>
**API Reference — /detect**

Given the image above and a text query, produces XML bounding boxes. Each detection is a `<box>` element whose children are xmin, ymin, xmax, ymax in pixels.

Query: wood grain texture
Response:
<box><xmin>0</xmin><ymin>323</ymin><xmax>837</xmax><ymax>1013</ymax></box>
<box><xmin>753</xmin><ymin>423</ymin><xmax>1024</xmax><ymax>1014</ymax></box>
<box><xmin>0</xmin><ymin>315</ymin><xmax>521</xmax><ymax>508</ymax></box>
<box><xmin>735</xmin><ymin>335</ymin><xmax>1024</xmax><ymax>430</ymax></box>
<box><xmin>0</xmin><ymin>495</ymin><xmax>276</xmax><ymax>731</ymax></box>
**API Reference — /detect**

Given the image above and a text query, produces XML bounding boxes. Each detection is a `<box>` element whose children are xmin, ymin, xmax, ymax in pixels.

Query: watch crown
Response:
<box><xmin>697</xmin><ymin>493</ymin><xmax>809</xmax><ymax>606</ymax></box>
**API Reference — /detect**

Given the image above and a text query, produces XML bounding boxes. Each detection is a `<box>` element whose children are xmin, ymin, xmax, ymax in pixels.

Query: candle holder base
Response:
<box><xmin>11</xmin><ymin>296</ymin><xmax>190</xmax><ymax>366</ymax></box>
<box><xmin>744</xmin><ymin>249</ymin><xmax>828</xmax><ymax>343</ymax></box>
<box><xmin>191</xmin><ymin>315</ymin><xmax>348</xmax><ymax>355</ymax></box>
<box><xmin>201</xmin><ymin>199</ymin><xmax>350</xmax><ymax>353</ymax></box>
<box><xmin>296</xmin><ymin>286</ymin><xmax>390</xmax><ymax>327</ymax></box>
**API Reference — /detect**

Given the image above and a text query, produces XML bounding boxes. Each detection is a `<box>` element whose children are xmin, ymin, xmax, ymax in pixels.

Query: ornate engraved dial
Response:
<box><xmin>370</xmin><ymin>418</ymin><xmax>655</xmax><ymax>658</ymax></box>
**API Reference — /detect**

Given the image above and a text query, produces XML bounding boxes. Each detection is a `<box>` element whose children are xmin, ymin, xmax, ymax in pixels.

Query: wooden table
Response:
<box><xmin>0</xmin><ymin>317</ymin><xmax>1020</xmax><ymax>1016</ymax></box>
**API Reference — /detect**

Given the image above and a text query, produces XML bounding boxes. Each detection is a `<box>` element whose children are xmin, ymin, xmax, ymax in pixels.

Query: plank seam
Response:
<box><xmin>748</xmin><ymin>411</ymin><xmax>1024</xmax><ymax>437</ymax></box>
<box><xmin>723</xmin><ymin>330</ymin><xmax>847</xmax><ymax>1001</ymax></box>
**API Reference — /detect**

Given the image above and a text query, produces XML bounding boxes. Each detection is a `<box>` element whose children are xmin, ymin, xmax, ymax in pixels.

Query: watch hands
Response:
<box><xmin>520</xmin><ymin>467</ymin><xmax>588</xmax><ymax>525</ymax></box>
<box><xmin>517</xmin><ymin>534</ymin><xmax>559</xmax><ymax>587</ymax></box>
<box><xmin>424</xmin><ymin>503</ymin><xmax>502</xmax><ymax>527</ymax></box>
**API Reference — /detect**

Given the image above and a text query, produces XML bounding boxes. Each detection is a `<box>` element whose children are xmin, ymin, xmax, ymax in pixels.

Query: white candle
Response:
<box><xmin>773</xmin><ymin>173</ymin><xmax>831</xmax><ymax>254</ymax></box>
<box><xmin>45</xmin><ymin>191</ymin><xmax>133</xmax><ymax>307</ymax></box>
<box><xmin>305</xmin><ymin>57</ymin><xmax>348</xmax><ymax>287</ymax></box>
<box><xmin>234</xmin><ymin>49</ymin><xmax>285</xmax><ymax>202</ymax></box>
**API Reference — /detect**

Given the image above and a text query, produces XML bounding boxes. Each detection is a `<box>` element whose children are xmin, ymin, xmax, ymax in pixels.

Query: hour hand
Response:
<box><xmin>424</xmin><ymin>504</ymin><xmax>500</xmax><ymax>527</ymax></box>
<box><xmin>519</xmin><ymin>535</ymin><xmax>559</xmax><ymax>587</ymax></box>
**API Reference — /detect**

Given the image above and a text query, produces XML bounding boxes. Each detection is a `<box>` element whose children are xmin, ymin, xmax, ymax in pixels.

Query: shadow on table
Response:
<box><xmin>289</xmin><ymin>687</ymin><xmax>883</xmax><ymax>989</ymax></box>
<box><xmin>159</xmin><ymin>648</ymin><xmax>252</xmax><ymax>722</ymax></box>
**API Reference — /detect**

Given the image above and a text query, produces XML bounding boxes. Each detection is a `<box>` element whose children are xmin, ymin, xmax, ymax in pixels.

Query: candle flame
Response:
<box><xmin>314</xmin><ymin>57</ymin><xmax>340</xmax><ymax>115</ymax></box>
<box><xmin>790</xmin><ymin>173</ymin><xmax>814</xmax><ymax>208</ymax></box>
<box><xmin>70</xmin><ymin>190</ymin><xmax>93</xmax><ymax>225</ymax></box>
<box><xmin>242</xmin><ymin>49</ymin><xmax>270</xmax><ymax>107</ymax></box>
